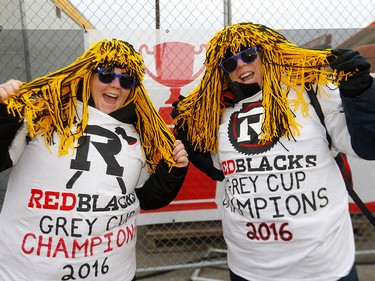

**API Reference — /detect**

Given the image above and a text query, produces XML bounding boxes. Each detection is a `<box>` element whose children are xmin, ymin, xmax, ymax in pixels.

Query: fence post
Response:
<box><xmin>223</xmin><ymin>0</ymin><xmax>232</xmax><ymax>27</ymax></box>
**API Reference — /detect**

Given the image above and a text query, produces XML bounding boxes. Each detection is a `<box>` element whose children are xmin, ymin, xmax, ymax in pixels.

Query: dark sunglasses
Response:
<box><xmin>96</xmin><ymin>67</ymin><xmax>137</xmax><ymax>90</ymax></box>
<box><xmin>220</xmin><ymin>46</ymin><xmax>259</xmax><ymax>73</ymax></box>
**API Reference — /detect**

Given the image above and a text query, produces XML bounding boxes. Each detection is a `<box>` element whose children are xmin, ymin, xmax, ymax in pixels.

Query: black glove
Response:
<box><xmin>183</xmin><ymin>140</ymin><xmax>225</xmax><ymax>181</ymax></box>
<box><xmin>328</xmin><ymin>49</ymin><xmax>372</xmax><ymax>97</ymax></box>
<box><xmin>170</xmin><ymin>95</ymin><xmax>188</xmax><ymax>142</ymax></box>
<box><xmin>170</xmin><ymin>95</ymin><xmax>186</xmax><ymax>119</ymax></box>
<box><xmin>170</xmin><ymin>95</ymin><xmax>225</xmax><ymax>181</ymax></box>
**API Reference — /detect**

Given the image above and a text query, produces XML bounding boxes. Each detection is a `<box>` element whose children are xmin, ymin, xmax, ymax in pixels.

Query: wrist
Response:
<box><xmin>340</xmin><ymin>75</ymin><xmax>372</xmax><ymax>98</ymax></box>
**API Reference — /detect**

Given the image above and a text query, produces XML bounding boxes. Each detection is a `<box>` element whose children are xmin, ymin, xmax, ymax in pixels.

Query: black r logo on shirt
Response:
<box><xmin>66</xmin><ymin>125</ymin><xmax>138</xmax><ymax>194</ymax></box>
<box><xmin>228</xmin><ymin>101</ymin><xmax>277</xmax><ymax>155</ymax></box>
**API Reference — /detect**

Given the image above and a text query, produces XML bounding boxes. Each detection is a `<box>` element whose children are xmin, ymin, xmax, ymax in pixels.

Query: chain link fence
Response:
<box><xmin>1</xmin><ymin>0</ymin><xmax>375</xmax><ymax>280</ymax></box>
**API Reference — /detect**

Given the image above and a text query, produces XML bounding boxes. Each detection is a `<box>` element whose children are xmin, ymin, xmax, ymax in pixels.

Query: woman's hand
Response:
<box><xmin>173</xmin><ymin>139</ymin><xmax>189</xmax><ymax>168</ymax></box>
<box><xmin>0</xmin><ymin>79</ymin><xmax>22</xmax><ymax>103</ymax></box>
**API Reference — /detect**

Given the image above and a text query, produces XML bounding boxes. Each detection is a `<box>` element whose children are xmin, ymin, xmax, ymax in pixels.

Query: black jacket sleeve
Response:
<box><xmin>173</xmin><ymin>119</ymin><xmax>224</xmax><ymax>181</ymax></box>
<box><xmin>341</xmin><ymin>77</ymin><xmax>375</xmax><ymax>160</ymax></box>
<box><xmin>0</xmin><ymin>103</ymin><xmax>23</xmax><ymax>172</ymax></box>
<box><xmin>135</xmin><ymin>159</ymin><xmax>188</xmax><ymax>210</ymax></box>
<box><xmin>171</xmin><ymin>95</ymin><xmax>225</xmax><ymax>182</ymax></box>
<box><xmin>182</xmin><ymin>139</ymin><xmax>224</xmax><ymax>181</ymax></box>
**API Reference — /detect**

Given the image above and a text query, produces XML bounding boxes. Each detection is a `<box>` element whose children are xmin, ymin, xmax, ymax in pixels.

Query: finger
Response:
<box><xmin>173</xmin><ymin>140</ymin><xmax>183</xmax><ymax>154</ymax></box>
<box><xmin>331</xmin><ymin>49</ymin><xmax>356</xmax><ymax>56</ymax></box>
<box><xmin>332</xmin><ymin>58</ymin><xmax>370</xmax><ymax>72</ymax></box>
<box><xmin>175</xmin><ymin>153</ymin><xmax>189</xmax><ymax>167</ymax></box>
<box><xmin>329</xmin><ymin>50</ymin><xmax>358</xmax><ymax>65</ymax></box>
<box><xmin>172</xmin><ymin>140</ymin><xmax>189</xmax><ymax>166</ymax></box>
<box><xmin>5</xmin><ymin>79</ymin><xmax>22</xmax><ymax>91</ymax></box>
<box><xmin>174</xmin><ymin>148</ymin><xmax>187</xmax><ymax>159</ymax></box>
<box><xmin>0</xmin><ymin>88</ymin><xmax>7</xmax><ymax>102</ymax></box>
<box><xmin>0</xmin><ymin>80</ymin><xmax>22</xmax><ymax>102</ymax></box>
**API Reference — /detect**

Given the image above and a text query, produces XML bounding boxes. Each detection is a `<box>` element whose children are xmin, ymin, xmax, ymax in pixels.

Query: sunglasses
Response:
<box><xmin>96</xmin><ymin>67</ymin><xmax>137</xmax><ymax>90</ymax></box>
<box><xmin>220</xmin><ymin>46</ymin><xmax>259</xmax><ymax>73</ymax></box>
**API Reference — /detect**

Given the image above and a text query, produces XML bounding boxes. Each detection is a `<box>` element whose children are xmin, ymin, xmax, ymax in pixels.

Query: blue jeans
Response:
<box><xmin>229</xmin><ymin>264</ymin><xmax>359</xmax><ymax>281</ymax></box>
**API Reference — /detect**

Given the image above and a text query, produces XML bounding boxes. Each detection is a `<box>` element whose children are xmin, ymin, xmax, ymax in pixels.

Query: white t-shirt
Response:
<box><xmin>214</xmin><ymin>86</ymin><xmax>356</xmax><ymax>281</ymax></box>
<box><xmin>0</xmin><ymin>103</ymin><xmax>149</xmax><ymax>281</ymax></box>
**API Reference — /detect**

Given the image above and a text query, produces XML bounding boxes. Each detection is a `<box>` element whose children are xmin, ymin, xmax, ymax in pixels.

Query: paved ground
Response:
<box><xmin>135</xmin><ymin>263</ymin><xmax>375</xmax><ymax>281</ymax></box>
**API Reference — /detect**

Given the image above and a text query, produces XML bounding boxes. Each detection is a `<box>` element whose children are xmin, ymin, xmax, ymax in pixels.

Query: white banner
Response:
<box><xmin>87</xmin><ymin>29</ymin><xmax>223</xmax><ymax>225</ymax></box>
<box><xmin>86</xmin><ymin>30</ymin><xmax>375</xmax><ymax>226</ymax></box>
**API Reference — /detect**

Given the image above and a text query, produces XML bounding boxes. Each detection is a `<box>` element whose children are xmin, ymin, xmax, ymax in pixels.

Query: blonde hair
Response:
<box><xmin>174</xmin><ymin>22</ymin><xmax>351</xmax><ymax>153</ymax></box>
<box><xmin>6</xmin><ymin>39</ymin><xmax>176</xmax><ymax>173</ymax></box>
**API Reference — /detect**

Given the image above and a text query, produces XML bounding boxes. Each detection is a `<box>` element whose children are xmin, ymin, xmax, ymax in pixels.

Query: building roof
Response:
<box><xmin>52</xmin><ymin>0</ymin><xmax>94</xmax><ymax>29</ymax></box>
<box><xmin>336</xmin><ymin>22</ymin><xmax>375</xmax><ymax>49</ymax></box>
<box><xmin>336</xmin><ymin>22</ymin><xmax>375</xmax><ymax>73</ymax></box>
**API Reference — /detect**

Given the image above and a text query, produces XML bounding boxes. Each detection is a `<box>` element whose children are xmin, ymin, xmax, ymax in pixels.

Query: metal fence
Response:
<box><xmin>1</xmin><ymin>0</ymin><xmax>375</xmax><ymax>280</ymax></box>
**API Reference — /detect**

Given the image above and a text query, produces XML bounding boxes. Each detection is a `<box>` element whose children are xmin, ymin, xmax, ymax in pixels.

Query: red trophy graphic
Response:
<box><xmin>139</xmin><ymin>41</ymin><xmax>218</xmax><ymax>216</ymax></box>
<box><xmin>139</xmin><ymin>41</ymin><xmax>206</xmax><ymax>124</ymax></box>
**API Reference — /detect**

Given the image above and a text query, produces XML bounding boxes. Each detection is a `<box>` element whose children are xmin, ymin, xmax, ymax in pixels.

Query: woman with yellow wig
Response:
<box><xmin>0</xmin><ymin>39</ymin><xmax>188</xmax><ymax>281</ymax></box>
<box><xmin>173</xmin><ymin>22</ymin><xmax>375</xmax><ymax>281</ymax></box>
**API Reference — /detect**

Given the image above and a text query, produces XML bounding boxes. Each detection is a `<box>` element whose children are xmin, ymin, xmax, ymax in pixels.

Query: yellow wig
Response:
<box><xmin>5</xmin><ymin>39</ymin><xmax>176</xmax><ymax>173</ymax></box>
<box><xmin>174</xmin><ymin>22</ymin><xmax>352</xmax><ymax>153</ymax></box>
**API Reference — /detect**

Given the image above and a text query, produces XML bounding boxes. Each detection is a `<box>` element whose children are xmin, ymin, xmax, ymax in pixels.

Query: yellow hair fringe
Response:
<box><xmin>174</xmin><ymin>22</ymin><xmax>353</xmax><ymax>153</ymax></box>
<box><xmin>5</xmin><ymin>39</ymin><xmax>177</xmax><ymax>173</ymax></box>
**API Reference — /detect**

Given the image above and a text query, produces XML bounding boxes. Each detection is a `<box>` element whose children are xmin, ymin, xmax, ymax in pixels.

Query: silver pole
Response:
<box><xmin>155</xmin><ymin>0</ymin><xmax>160</xmax><ymax>29</ymax></box>
<box><xmin>223</xmin><ymin>0</ymin><xmax>232</xmax><ymax>27</ymax></box>
<box><xmin>19</xmin><ymin>0</ymin><xmax>32</xmax><ymax>81</ymax></box>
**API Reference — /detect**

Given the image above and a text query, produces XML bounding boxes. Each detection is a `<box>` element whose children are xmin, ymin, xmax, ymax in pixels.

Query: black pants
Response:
<box><xmin>229</xmin><ymin>263</ymin><xmax>359</xmax><ymax>281</ymax></box>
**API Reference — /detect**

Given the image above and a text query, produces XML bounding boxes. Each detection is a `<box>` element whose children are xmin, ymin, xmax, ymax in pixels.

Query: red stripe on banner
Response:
<box><xmin>140</xmin><ymin>163</ymin><xmax>218</xmax><ymax>215</ymax></box>
<box><xmin>140</xmin><ymin>201</ymin><xmax>217</xmax><ymax>213</ymax></box>
<box><xmin>349</xmin><ymin>202</ymin><xmax>375</xmax><ymax>213</ymax></box>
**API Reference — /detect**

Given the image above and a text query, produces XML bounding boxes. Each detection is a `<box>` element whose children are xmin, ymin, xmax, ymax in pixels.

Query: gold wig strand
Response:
<box><xmin>131</xmin><ymin>83</ymin><xmax>176</xmax><ymax>172</ymax></box>
<box><xmin>5</xmin><ymin>39</ymin><xmax>176</xmax><ymax>173</ymax></box>
<box><xmin>174</xmin><ymin>22</ymin><xmax>352</xmax><ymax>153</ymax></box>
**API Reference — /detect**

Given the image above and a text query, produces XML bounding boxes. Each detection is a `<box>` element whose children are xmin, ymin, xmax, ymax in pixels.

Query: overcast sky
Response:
<box><xmin>71</xmin><ymin>0</ymin><xmax>374</xmax><ymax>30</ymax></box>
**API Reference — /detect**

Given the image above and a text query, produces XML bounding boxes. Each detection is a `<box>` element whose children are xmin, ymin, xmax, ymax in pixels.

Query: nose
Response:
<box><xmin>110</xmin><ymin>76</ymin><xmax>121</xmax><ymax>89</ymax></box>
<box><xmin>237</xmin><ymin>58</ymin><xmax>247</xmax><ymax>68</ymax></box>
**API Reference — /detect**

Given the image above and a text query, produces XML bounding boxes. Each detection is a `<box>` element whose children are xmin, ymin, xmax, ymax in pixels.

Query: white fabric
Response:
<box><xmin>0</xmin><ymin>102</ymin><xmax>149</xmax><ymax>281</ymax></box>
<box><xmin>215</xmin><ymin>86</ymin><xmax>356</xmax><ymax>281</ymax></box>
